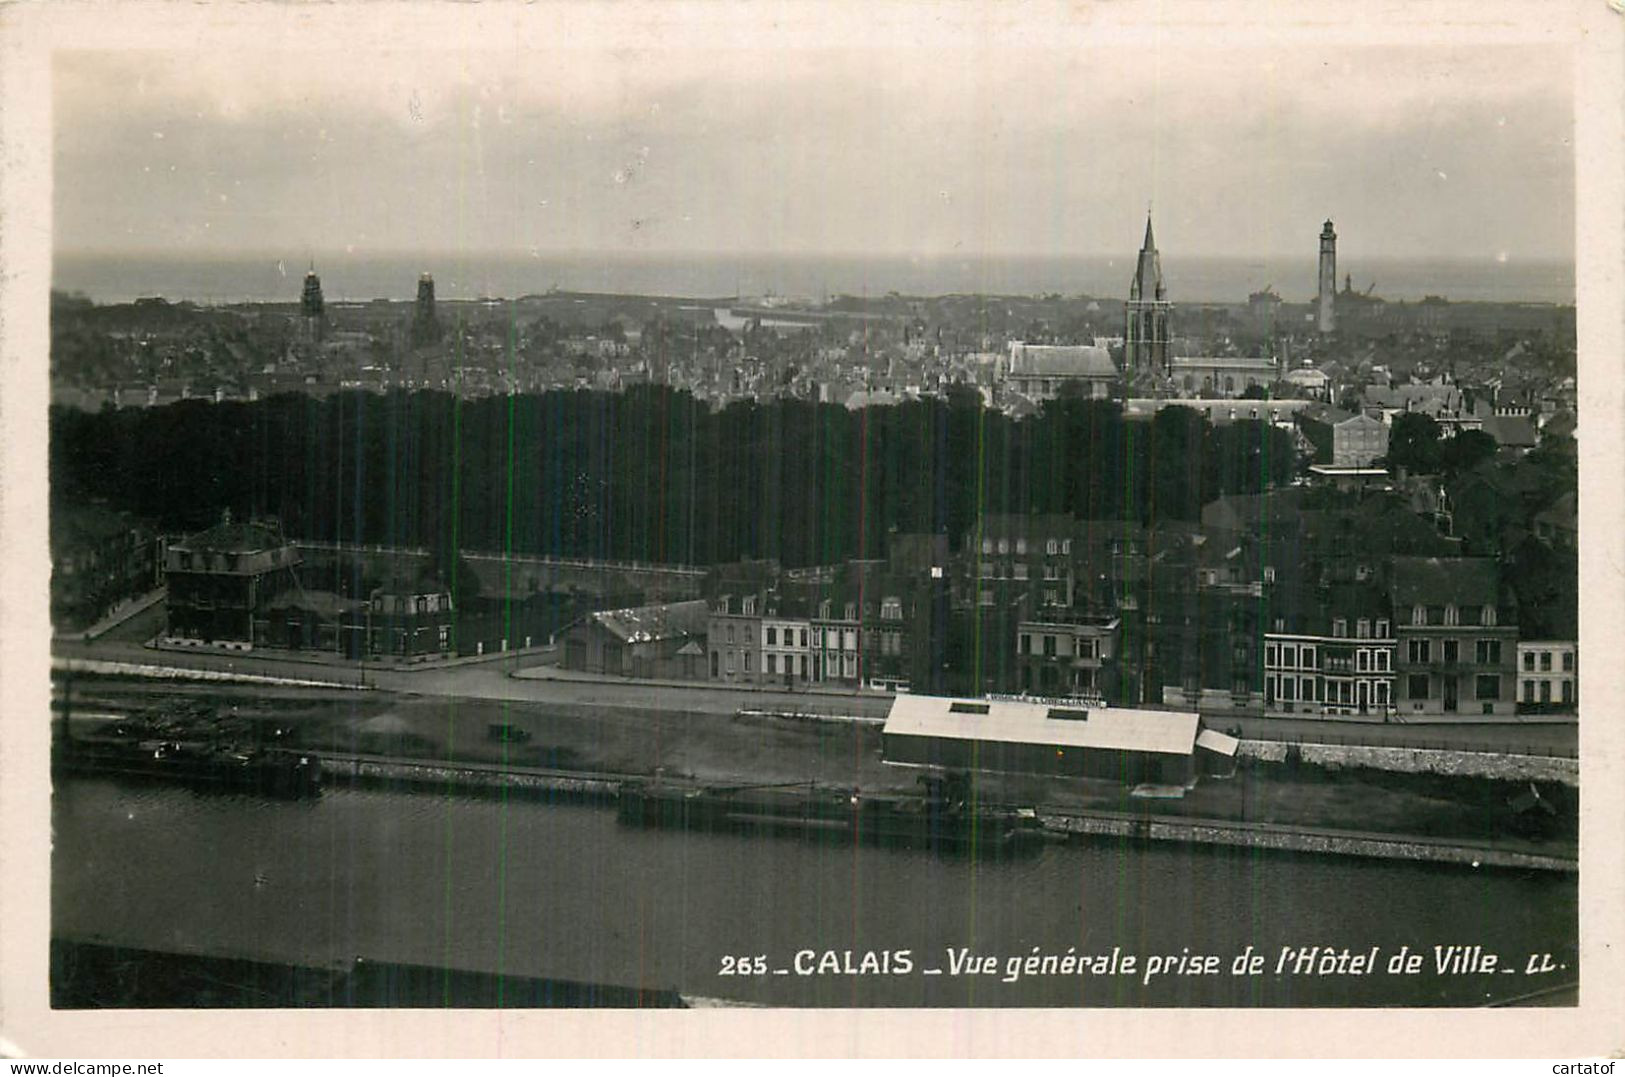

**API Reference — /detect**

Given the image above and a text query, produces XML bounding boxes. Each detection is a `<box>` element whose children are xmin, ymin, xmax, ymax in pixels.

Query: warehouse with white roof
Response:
<box><xmin>881</xmin><ymin>695</ymin><xmax>1237</xmax><ymax>786</ymax></box>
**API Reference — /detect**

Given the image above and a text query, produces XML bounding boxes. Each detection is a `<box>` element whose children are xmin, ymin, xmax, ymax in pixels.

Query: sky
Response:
<box><xmin>52</xmin><ymin>27</ymin><xmax>1575</xmax><ymax>264</ymax></box>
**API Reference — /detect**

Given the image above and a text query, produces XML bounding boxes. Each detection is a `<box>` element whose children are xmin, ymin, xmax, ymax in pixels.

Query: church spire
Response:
<box><xmin>1131</xmin><ymin>213</ymin><xmax>1165</xmax><ymax>303</ymax></box>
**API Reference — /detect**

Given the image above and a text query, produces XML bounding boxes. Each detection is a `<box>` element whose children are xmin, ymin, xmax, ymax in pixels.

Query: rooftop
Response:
<box><xmin>882</xmin><ymin>695</ymin><xmax>1202</xmax><ymax>757</ymax></box>
<box><xmin>1389</xmin><ymin>556</ymin><xmax>1501</xmax><ymax>609</ymax></box>
<box><xmin>593</xmin><ymin>599</ymin><xmax>710</xmax><ymax>644</ymax></box>
<box><xmin>1007</xmin><ymin>343</ymin><xmax>1116</xmax><ymax>379</ymax></box>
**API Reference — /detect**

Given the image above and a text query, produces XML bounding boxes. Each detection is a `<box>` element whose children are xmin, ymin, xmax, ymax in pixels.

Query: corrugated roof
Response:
<box><xmin>882</xmin><ymin>695</ymin><xmax>1200</xmax><ymax>756</ymax></box>
<box><xmin>593</xmin><ymin>599</ymin><xmax>710</xmax><ymax>644</ymax></box>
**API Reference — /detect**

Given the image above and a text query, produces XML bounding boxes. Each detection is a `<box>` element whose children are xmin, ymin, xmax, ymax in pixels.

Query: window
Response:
<box><xmin>1046</xmin><ymin>539</ymin><xmax>1058</xmax><ymax>555</ymax></box>
<box><xmin>844</xmin><ymin>602</ymin><xmax>856</xmax><ymax>622</ymax></box>
<box><xmin>1523</xmin><ymin>679</ymin><xmax>1535</xmax><ymax>703</ymax></box>
<box><xmin>1376</xmin><ymin>650</ymin><xmax>1390</xmax><ymax>671</ymax></box>
<box><xmin>1562</xmin><ymin>681</ymin><xmax>1574</xmax><ymax>705</ymax></box>
<box><xmin>997</xmin><ymin>539</ymin><xmax>1009</xmax><ymax>554</ymax></box>
<box><xmin>1263</xmin><ymin>566</ymin><xmax>1276</xmax><ymax>583</ymax></box>
<box><xmin>1302</xmin><ymin>646</ymin><xmax>1316</xmax><ymax>669</ymax></box>
<box><xmin>1019</xmin><ymin>634</ymin><xmax>1031</xmax><ymax>656</ymax></box>
<box><xmin>766</xmin><ymin>626</ymin><xmax>777</xmax><ymax>646</ymax></box>
<box><xmin>1482</xmin><ymin>605</ymin><xmax>1497</xmax><ymax>627</ymax></box>
<box><xmin>1043</xmin><ymin>635</ymin><xmax>1057</xmax><ymax>658</ymax></box>
<box><xmin>1376</xmin><ymin>683</ymin><xmax>1390</xmax><ymax>705</ymax></box>
<box><xmin>1274</xmin><ymin>617</ymin><xmax>1286</xmax><ymax>633</ymax></box>
<box><xmin>1015</xmin><ymin>538</ymin><xmax>1027</xmax><ymax>555</ymax></box>
<box><xmin>726</xmin><ymin>652</ymin><xmax>735</xmax><ymax>674</ymax></box>
<box><xmin>1412</xmin><ymin>605</ymin><xmax>1427</xmax><ymax>626</ymax></box>
<box><xmin>1475</xmin><ymin>674</ymin><xmax>1500</xmax><ymax>701</ymax></box>
<box><xmin>1539</xmin><ymin>680</ymin><xmax>1550</xmax><ymax>704</ymax></box>
<box><xmin>981</xmin><ymin>538</ymin><xmax>993</xmax><ymax>554</ymax></box>
<box><xmin>1357</xmin><ymin>619</ymin><xmax>1371</xmax><ymax>639</ymax></box>
<box><xmin>1358</xmin><ymin>650</ymin><xmax>1369</xmax><ymax>672</ymax></box>
<box><xmin>1408</xmin><ymin>639</ymin><xmax>1431</xmax><ymax>664</ymax></box>
<box><xmin>1013</xmin><ymin>564</ymin><xmax>1029</xmax><ymax>580</ymax></box>
<box><xmin>881</xmin><ymin>597</ymin><xmax>902</xmax><ymax>620</ymax></box>
<box><xmin>800</xmin><ymin>629</ymin><xmax>809</xmax><ymax>647</ymax></box>
<box><xmin>1523</xmin><ymin>651</ymin><xmax>1536</xmax><ymax>671</ymax></box>
<box><xmin>1332</xmin><ymin>619</ymin><xmax>1348</xmax><ymax>638</ymax></box>
<box><xmin>1443</xmin><ymin>639</ymin><xmax>1458</xmax><ymax>664</ymax></box>
<box><xmin>1476</xmin><ymin>640</ymin><xmax>1502</xmax><ymax>665</ymax></box>
<box><xmin>1302</xmin><ymin>677</ymin><xmax>1315</xmax><ymax>701</ymax></box>
<box><xmin>711</xmin><ymin>652</ymin><xmax>719</xmax><ymax>678</ymax></box>
<box><xmin>1376</xmin><ymin>619</ymin><xmax>1389</xmax><ymax>638</ymax></box>
<box><xmin>438</xmin><ymin>625</ymin><xmax>450</xmax><ymax>650</ymax></box>
<box><xmin>1408</xmin><ymin>674</ymin><xmax>1430</xmax><ymax>700</ymax></box>
<box><xmin>1282</xmin><ymin>678</ymin><xmax>1295</xmax><ymax>702</ymax></box>
<box><xmin>1044</xmin><ymin>589</ymin><xmax>1059</xmax><ymax>606</ymax></box>
<box><xmin>767</xmin><ymin>654</ymin><xmax>777</xmax><ymax>675</ymax></box>
<box><xmin>1539</xmin><ymin>651</ymin><xmax>1552</xmax><ymax>672</ymax></box>
<box><xmin>727</xmin><ymin>625</ymin><xmax>735</xmax><ymax>645</ymax></box>
<box><xmin>1266</xmin><ymin>644</ymin><xmax>1278</xmax><ymax>667</ymax></box>
<box><xmin>744</xmin><ymin>651</ymin><xmax>753</xmax><ymax>674</ymax></box>
<box><xmin>1283</xmin><ymin>645</ymin><xmax>1297</xmax><ymax>668</ymax></box>
<box><xmin>843</xmin><ymin>629</ymin><xmax>857</xmax><ymax>651</ymax></box>
<box><xmin>1062</xmin><ymin>539</ymin><xmax>1072</xmax><ymax>555</ymax></box>
<box><xmin>742</xmin><ymin>595</ymin><xmax>757</xmax><ymax>616</ymax></box>
<box><xmin>1563</xmin><ymin>651</ymin><xmax>1574</xmax><ymax>672</ymax></box>
<box><xmin>1443</xmin><ymin>605</ymin><xmax>1459</xmax><ymax>626</ymax></box>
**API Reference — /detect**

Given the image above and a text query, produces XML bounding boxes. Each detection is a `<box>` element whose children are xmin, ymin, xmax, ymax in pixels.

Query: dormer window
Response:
<box><xmin>1411</xmin><ymin>605</ymin><xmax>1427</xmax><ymax>626</ymax></box>
<box><xmin>1482</xmin><ymin>605</ymin><xmax>1497</xmax><ymax>627</ymax></box>
<box><xmin>1443</xmin><ymin>604</ymin><xmax>1459</xmax><ymax>626</ymax></box>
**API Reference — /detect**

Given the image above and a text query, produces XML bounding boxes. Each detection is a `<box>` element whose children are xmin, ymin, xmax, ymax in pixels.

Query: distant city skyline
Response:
<box><xmin>54</xmin><ymin>29</ymin><xmax>1573</xmax><ymax>265</ymax></box>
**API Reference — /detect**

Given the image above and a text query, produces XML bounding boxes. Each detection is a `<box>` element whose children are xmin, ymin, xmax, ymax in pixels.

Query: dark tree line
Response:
<box><xmin>51</xmin><ymin>389</ymin><xmax>1296</xmax><ymax>566</ymax></box>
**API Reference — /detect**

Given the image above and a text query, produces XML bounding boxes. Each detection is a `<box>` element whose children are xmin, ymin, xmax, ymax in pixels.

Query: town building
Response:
<box><xmin>1332</xmin><ymin>412</ymin><xmax>1390</xmax><ymax>468</ymax></box>
<box><xmin>1263</xmin><ymin>582</ymin><xmax>1395</xmax><ymax>718</ymax></box>
<box><xmin>1516</xmin><ymin>640</ymin><xmax>1577</xmax><ymax>712</ymax></box>
<box><xmin>1390</xmin><ymin>557</ymin><xmax>1518</xmax><ymax>717</ymax></box>
<box><xmin>1015</xmin><ymin>614</ymin><xmax>1120</xmax><ymax>699</ymax></box>
<box><xmin>880</xmin><ymin>695</ymin><xmax>1233</xmax><ymax>787</ymax></box>
<box><xmin>1168</xmin><ymin>356</ymin><xmax>1279</xmax><ymax>399</ymax></box>
<box><xmin>366</xmin><ymin>573</ymin><xmax>458</xmax><ymax>659</ymax></box>
<box><xmin>1123</xmin><ymin>216</ymin><xmax>1172</xmax><ymax>379</ymax></box>
<box><xmin>561</xmin><ymin>599</ymin><xmax>709</xmax><ymax>679</ymax></box>
<box><xmin>708</xmin><ymin>592</ymin><xmax>764</xmax><ymax>684</ymax></box>
<box><xmin>163</xmin><ymin>514</ymin><xmax>301</xmax><ymax>648</ymax></box>
<box><xmin>1003</xmin><ymin>342</ymin><xmax>1117</xmax><ymax>402</ymax></box>
<box><xmin>50</xmin><ymin>504</ymin><xmax>162</xmax><ymax>633</ymax></box>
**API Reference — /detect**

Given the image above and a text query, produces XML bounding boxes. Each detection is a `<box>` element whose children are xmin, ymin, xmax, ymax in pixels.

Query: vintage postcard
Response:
<box><xmin>1</xmin><ymin>0</ymin><xmax>1621</xmax><ymax>1059</ymax></box>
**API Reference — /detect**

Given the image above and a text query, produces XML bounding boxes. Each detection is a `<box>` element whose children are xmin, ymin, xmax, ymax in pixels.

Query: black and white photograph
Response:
<box><xmin>2</xmin><ymin>0</ymin><xmax>1622</xmax><ymax>1059</ymax></box>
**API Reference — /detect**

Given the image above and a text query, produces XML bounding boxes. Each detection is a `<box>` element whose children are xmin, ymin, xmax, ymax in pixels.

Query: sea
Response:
<box><xmin>52</xmin><ymin>251</ymin><xmax>1576</xmax><ymax>307</ymax></box>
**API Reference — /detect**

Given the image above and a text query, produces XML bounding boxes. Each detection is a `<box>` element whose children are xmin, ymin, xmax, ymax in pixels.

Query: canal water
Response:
<box><xmin>52</xmin><ymin>777</ymin><xmax>1577</xmax><ymax>1007</ymax></box>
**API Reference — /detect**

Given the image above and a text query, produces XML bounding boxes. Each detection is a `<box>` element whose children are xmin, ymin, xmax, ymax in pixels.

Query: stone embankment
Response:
<box><xmin>1239</xmin><ymin>739</ymin><xmax>1578</xmax><ymax>787</ymax></box>
<box><xmin>1038</xmin><ymin>811</ymin><xmax>1576</xmax><ymax>874</ymax></box>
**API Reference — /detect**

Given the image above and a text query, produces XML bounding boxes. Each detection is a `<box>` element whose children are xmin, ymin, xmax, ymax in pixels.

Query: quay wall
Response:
<box><xmin>1037</xmin><ymin>811</ymin><xmax>1576</xmax><ymax>874</ymax></box>
<box><xmin>1238</xmin><ymin>739</ymin><xmax>1578</xmax><ymax>787</ymax></box>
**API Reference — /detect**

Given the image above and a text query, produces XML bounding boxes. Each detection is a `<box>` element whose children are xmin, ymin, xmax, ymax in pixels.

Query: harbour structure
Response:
<box><xmin>1318</xmin><ymin>220</ymin><xmax>1337</xmax><ymax>334</ymax></box>
<box><xmin>879</xmin><ymin>694</ymin><xmax>1235</xmax><ymax>788</ymax></box>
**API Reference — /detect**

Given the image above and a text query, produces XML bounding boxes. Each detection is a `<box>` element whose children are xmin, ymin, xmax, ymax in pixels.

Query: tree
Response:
<box><xmin>1385</xmin><ymin>412</ymin><xmax>1442</xmax><ymax>473</ymax></box>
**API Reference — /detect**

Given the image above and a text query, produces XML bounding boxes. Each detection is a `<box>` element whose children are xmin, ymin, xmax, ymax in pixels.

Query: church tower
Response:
<box><xmin>412</xmin><ymin>272</ymin><xmax>442</xmax><ymax>346</ymax></box>
<box><xmin>300</xmin><ymin>265</ymin><xmax>326</xmax><ymax>343</ymax></box>
<box><xmin>1124</xmin><ymin>215</ymin><xmax>1171</xmax><ymax>378</ymax></box>
<box><xmin>1317</xmin><ymin>220</ymin><xmax>1337</xmax><ymax>334</ymax></box>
